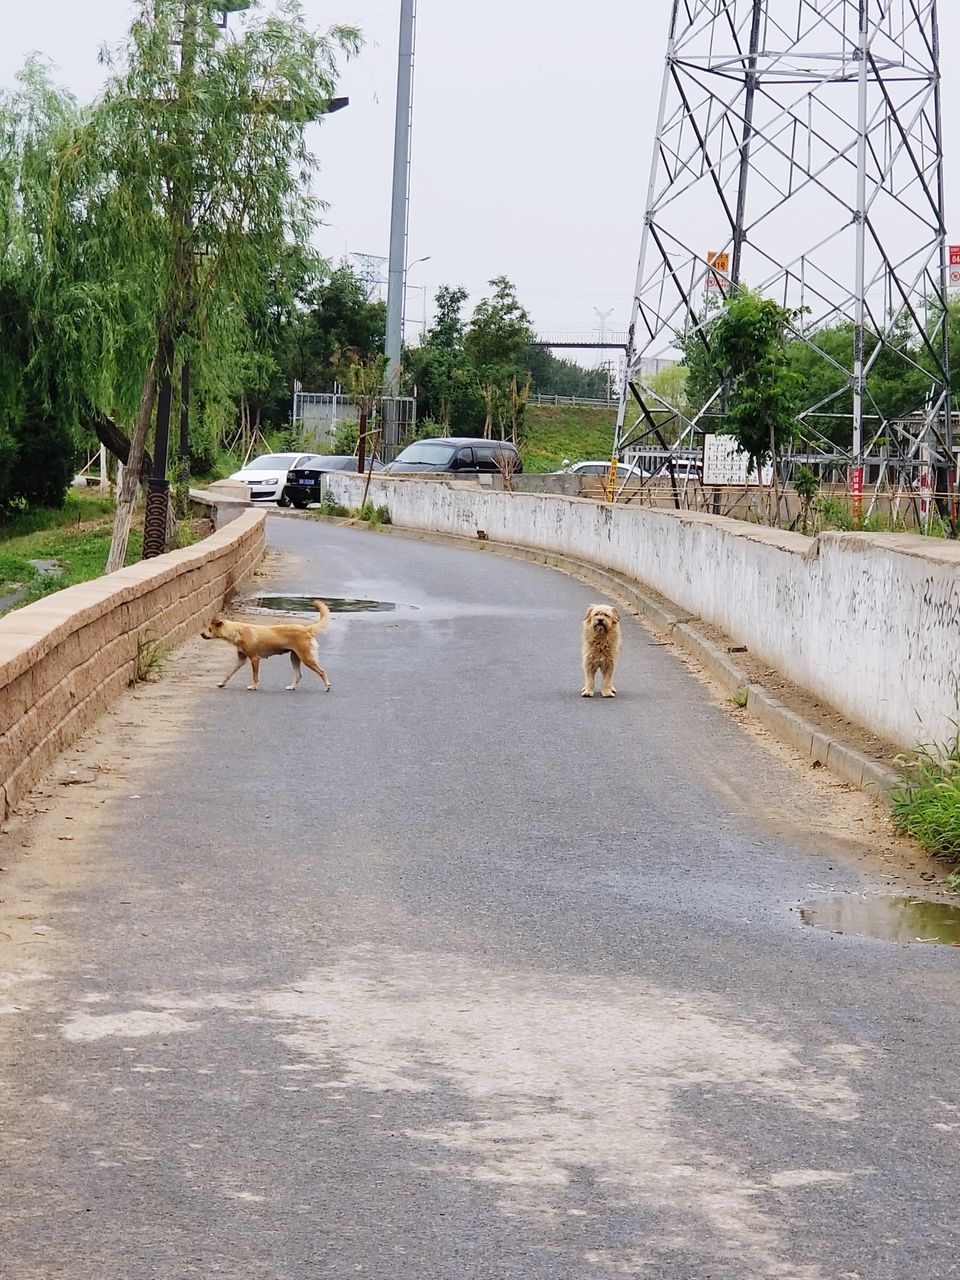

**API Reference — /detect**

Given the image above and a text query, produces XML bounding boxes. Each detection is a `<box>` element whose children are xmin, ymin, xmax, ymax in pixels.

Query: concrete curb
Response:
<box><xmin>298</xmin><ymin>512</ymin><xmax>900</xmax><ymax>798</ymax></box>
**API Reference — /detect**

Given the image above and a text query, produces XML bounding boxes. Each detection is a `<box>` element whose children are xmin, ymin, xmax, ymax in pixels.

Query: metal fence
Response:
<box><xmin>531</xmin><ymin>393</ymin><xmax>616</xmax><ymax>409</ymax></box>
<box><xmin>292</xmin><ymin>391</ymin><xmax>417</xmax><ymax>460</ymax></box>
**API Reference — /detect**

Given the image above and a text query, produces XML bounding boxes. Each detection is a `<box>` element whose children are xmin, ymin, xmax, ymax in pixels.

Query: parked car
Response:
<box><xmin>385</xmin><ymin>437</ymin><xmax>522</xmax><ymax>476</ymax></box>
<box><xmin>649</xmin><ymin>459</ymin><xmax>701</xmax><ymax>484</ymax></box>
<box><xmin>555</xmin><ymin>460</ymin><xmax>649</xmax><ymax>480</ymax></box>
<box><xmin>282</xmin><ymin>455</ymin><xmax>385</xmax><ymax>509</ymax></box>
<box><xmin>229</xmin><ymin>453</ymin><xmax>322</xmax><ymax>504</ymax></box>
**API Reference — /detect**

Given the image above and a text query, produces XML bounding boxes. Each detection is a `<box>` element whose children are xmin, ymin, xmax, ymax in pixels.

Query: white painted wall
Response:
<box><xmin>330</xmin><ymin>476</ymin><xmax>960</xmax><ymax>751</ymax></box>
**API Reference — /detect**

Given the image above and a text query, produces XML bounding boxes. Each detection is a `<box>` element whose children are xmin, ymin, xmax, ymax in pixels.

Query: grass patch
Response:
<box><xmin>134</xmin><ymin>636</ymin><xmax>168</xmax><ymax>684</ymax></box>
<box><xmin>0</xmin><ymin>490</ymin><xmax>142</xmax><ymax>617</ymax></box>
<box><xmin>890</xmin><ymin>735</ymin><xmax>960</xmax><ymax>864</ymax></box>
<box><xmin>354</xmin><ymin>500</ymin><xmax>391</xmax><ymax>530</ymax></box>
<box><xmin>522</xmin><ymin>404</ymin><xmax>617</xmax><ymax>473</ymax></box>
<box><xmin>731</xmin><ymin>688</ymin><xmax>749</xmax><ymax>708</ymax></box>
<box><xmin>316</xmin><ymin>492</ymin><xmax>351</xmax><ymax>519</ymax></box>
<box><xmin>0</xmin><ymin>489</ymin><xmax>116</xmax><ymax>539</ymax></box>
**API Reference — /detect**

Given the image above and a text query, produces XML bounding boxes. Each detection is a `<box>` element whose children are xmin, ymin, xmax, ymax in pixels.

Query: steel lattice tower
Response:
<box><xmin>615</xmin><ymin>0</ymin><xmax>951</xmax><ymax>497</ymax></box>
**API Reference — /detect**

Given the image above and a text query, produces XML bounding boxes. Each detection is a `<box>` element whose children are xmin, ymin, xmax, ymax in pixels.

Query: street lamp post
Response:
<box><xmin>385</xmin><ymin>0</ymin><xmax>416</xmax><ymax>396</ymax></box>
<box><xmin>405</xmin><ymin>254</ymin><xmax>431</xmax><ymax>337</ymax></box>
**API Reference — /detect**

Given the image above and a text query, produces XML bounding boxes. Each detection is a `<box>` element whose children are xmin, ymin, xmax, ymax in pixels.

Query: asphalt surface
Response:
<box><xmin>1</xmin><ymin>514</ymin><xmax>959</xmax><ymax>1279</ymax></box>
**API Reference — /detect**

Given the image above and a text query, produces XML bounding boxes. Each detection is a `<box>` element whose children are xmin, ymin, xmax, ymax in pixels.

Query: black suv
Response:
<box><xmin>281</xmin><ymin>455</ymin><xmax>384</xmax><ymax>508</ymax></box>
<box><xmin>385</xmin><ymin>437</ymin><xmax>522</xmax><ymax>476</ymax></box>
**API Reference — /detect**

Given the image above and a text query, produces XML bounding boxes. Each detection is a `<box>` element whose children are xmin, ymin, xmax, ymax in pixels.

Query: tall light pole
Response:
<box><xmin>405</xmin><ymin>254</ymin><xmax>431</xmax><ymax>337</ymax></box>
<box><xmin>384</xmin><ymin>0</ymin><xmax>416</xmax><ymax>395</ymax></box>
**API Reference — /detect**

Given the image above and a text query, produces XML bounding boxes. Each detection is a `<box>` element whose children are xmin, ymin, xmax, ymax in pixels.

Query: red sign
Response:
<box><xmin>950</xmin><ymin>245</ymin><xmax>960</xmax><ymax>267</ymax></box>
<box><xmin>850</xmin><ymin>465</ymin><xmax>864</xmax><ymax>523</ymax></box>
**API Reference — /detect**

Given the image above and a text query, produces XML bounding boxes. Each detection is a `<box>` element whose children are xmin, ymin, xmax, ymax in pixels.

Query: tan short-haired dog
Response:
<box><xmin>201</xmin><ymin>600</ymin><xmax>331</xmax><ymax>692</ymax></box>
<box><xmin>580</xmin><ymin>604</ymin><xmax>621</xmax><ymax>698</ymax></box>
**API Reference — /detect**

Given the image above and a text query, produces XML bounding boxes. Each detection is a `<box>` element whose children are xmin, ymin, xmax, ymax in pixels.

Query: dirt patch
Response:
<box><xmin>0</xmin><ymin>636</ymin><xmax>230</xmax><ymax>989</ymax></box>
<box><xmin>187</xmin><ymin>517</ymin><xmax>215</xmax><ymax>541</ymax></box>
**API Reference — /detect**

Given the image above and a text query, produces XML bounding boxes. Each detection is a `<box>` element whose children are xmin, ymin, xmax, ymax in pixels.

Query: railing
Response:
<box><xmin>531</xmin><ymin>393</ymin><xmax>616</xmax><ymax>409</ymax></box>
<box><xmin>531</xmin><ymin>329</ymin><xmax>630</xmax><ymax>348</ymax></box>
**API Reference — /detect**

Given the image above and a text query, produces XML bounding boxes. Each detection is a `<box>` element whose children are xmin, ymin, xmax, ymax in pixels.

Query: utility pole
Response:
<box><xmin>143</xmin><ymin>0</ymin><xmax>199</xmax><ymax>559</ymax></box>
<box><xmin>613</xmin><ymin>0</ymin><xmax>950</xmax><ymax>526</ymax></box>
<box><xmin>384</xmin><ymin>0</ymin><xmax>416</xmax><ymax>396</ymax></box>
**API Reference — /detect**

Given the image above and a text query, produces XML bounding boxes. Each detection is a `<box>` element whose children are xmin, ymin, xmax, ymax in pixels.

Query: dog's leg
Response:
<box><xmin>302</xmin><ymin>656</ymin><xmax>331</xmax><ymax>692</ymax></box>
<box><xmin>581</xmin><ymin>658</ymin><xmax>595</xmax><ymax>697</ymax></box>
<box><xmin>286</xmin><ymin>654</ymin><xmax>302</xmax><ymax>691</ymax></box>
<box><xmin>219</xmin><ymin>650</ymin><xmax>247</xmax><ymax>689</ymax></box>
<box><xmin>600</xmin><ymin>661</ymin><xmax>617</xmax><ymax>698</ymax></box>
<box><xmin>300</xmin><ymin>639</ymin><xmax>330</xmax><ymax>691</ymax></box>
<box><xmin>247</xmin><ymin>655</ymin><xmax>260</xmax><ymax>691</ymax></box>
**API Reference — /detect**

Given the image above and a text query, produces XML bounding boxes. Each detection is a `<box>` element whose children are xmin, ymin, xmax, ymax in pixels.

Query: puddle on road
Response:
<box><xmin>799</xmin><ymin>895</ymin><xmax>960</xmax><ymax>946</ymax></box>
<box><xmin>237</xmin><ymin>593</ymin><xmax>403</xmax><ymax>616</ymax></box>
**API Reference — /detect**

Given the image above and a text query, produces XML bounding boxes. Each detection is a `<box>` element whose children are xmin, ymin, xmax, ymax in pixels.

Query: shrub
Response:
<box><xmin>318</xmin><ymin>491</ymin><xmax>350</xmax><ymax>518</ymax></box>
<box><xmin>0</xmin><ymin>412</ymin><xmax>79</xmax><ymax>513</ymax></box>
<box><xmin>816</xmin><ymin>495</ymin><xmax>853</xmax><ymax>531</ymax></box>
<box><xmin>891</xmin><ymin>732</ymin><xmax>960</xmax><ymax>862</ymax></box>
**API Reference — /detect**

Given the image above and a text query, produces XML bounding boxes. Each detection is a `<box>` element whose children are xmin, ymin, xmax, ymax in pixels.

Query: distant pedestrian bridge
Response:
<box><xmin>532</xmin><ymin>329</ymin><xmax>630</xmax><ymax>350</ymax></box>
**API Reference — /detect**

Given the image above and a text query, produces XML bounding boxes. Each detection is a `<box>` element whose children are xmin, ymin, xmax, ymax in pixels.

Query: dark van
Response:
<box><xmin>385</xmin><ymin>437</ymin><xmax>522</xmax><ymax>476</ymax></box>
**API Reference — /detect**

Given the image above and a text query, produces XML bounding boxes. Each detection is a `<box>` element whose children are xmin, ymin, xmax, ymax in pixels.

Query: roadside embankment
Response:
<box><xmin>0</xmin><ymin>509</ymin><xmax>265</xmax><ymax>819</ymax></box>
<box><xmin>325</xmin><ymin>475</ymin><xmax>960</xmax><ymax>755</ymax></box>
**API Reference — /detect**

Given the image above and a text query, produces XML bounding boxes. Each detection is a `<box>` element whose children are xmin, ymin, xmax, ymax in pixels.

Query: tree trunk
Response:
<box><xmin>357</xmin><ymin>408</ymin><xmax>367</xmax><ymax>475</ymax></box>
<box><xmin>360</xmin><ymin>429</ymin><xmax>382</xmax><ymax>511</ymax></box>
<box><xmin>92</xmin><ymin>414</ymin><xmax>156</xmax><ymax>487</ymax></box>
<box><xmin>105</xmin><ymin>366</ymin><xmax>157</xmax><ymax>574</ymax></box>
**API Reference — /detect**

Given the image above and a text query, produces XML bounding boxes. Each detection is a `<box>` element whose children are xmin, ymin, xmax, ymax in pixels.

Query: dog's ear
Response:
<box><xmin>611</xmin><ymin>608</ymin><xmax>620</xmax><ymax>623</ymax></box>
<box><xmin>584</xmin><ymin>606</ymin><xmax>595</xmax><ymax>621</ymax></box>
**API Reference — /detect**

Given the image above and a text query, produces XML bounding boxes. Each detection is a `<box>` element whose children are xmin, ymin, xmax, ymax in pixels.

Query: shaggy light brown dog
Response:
<box><xmin>580</xmin><ymin>604</ymin><xmax>621</xmax><ymax>698</ymax></box>
<box><xmin>201</xmin><ymin>600</ymin><xmax>331</xmax><ymax>692</ymax></box>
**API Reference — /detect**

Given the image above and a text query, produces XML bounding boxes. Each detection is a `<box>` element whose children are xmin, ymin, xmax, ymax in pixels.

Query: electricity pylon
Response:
<box><xmin>615</xmin><ymin>0</ymin><xmax>952</xmax><ymax>508</ymax></box>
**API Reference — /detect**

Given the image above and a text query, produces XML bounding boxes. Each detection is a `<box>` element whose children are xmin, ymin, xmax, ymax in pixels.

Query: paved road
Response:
<box><xmin>2</xmin><ymin>516</ymin><xmax>959</xmax><ymax>1279</ymax></box>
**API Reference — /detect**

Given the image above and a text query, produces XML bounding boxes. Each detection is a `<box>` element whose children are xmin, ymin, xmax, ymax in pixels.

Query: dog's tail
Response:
<box><xmin>308</xmin><ymin>599</ymin><xmax>331</xmax><ymax>633</ymax></box>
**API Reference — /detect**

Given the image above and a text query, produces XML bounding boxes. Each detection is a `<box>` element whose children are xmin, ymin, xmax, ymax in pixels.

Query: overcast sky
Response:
<box><xmin>3</xmin><ymin>2</ymin><xmax>960</xmax><ymax>353</ymax></box>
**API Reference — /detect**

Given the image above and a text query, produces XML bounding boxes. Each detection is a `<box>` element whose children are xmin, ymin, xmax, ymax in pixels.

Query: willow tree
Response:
<box><xmin>0</xmin><ymin>62</ymin><xmax>90</xmax><ymax>513</ymax></box>
<box><xmin>50</xmin><ymin>0</ymin><xmax>359</xmax><ymax>566</ymax></box>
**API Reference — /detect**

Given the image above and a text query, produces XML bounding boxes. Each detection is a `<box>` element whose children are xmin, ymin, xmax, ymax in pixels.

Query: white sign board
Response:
<box><xmin>703</xmin><ymin>434</ymin><xmax>749</xmax><ymax>485</ymax></box>
<box><xmin>702</xmin><ymin>434</ymin><xmax>772</xmax><ymax>486</ymax></box>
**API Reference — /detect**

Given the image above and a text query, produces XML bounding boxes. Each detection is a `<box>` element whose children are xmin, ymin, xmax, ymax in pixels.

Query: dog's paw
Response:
<box><xmin>284</xmin><ymin>684</ymin><xmax>297</xmax><ymax>691</ymax></box>
<box><xmin>580</xmin><ymin>688</ymin><xmax>593</xmax><ymax>698</ymax></box>
<box><xmin>247</xmin><ymin>685</ymin><xmax>259</xmax><ymax>692</ymax></box>
<box><xmin>601</xmin><ymin>689</ymin><xmax>617</xmax><ymax>698</ymax></box>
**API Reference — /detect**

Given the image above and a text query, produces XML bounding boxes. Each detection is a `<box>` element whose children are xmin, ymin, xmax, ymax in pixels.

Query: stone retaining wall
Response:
<box><xmin>0</xmin><ymin>509</ymin><xmax>266</xmax><ymax>819</ymax></box>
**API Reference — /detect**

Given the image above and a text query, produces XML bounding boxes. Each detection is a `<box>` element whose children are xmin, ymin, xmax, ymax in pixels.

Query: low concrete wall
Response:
<box><xmin>0</xmin><ymin>509</ymin><xmax>266</xmax><ymax>819</ymax></box>
<box><xmin>189</xmin><ymin>486</ymin><xmax>253</xmax><ymax>529</ymax></box>
<box><xmin>327</xmin><ymin>474</ymin><xmax>960</xmax><ymax>752</ymax></box>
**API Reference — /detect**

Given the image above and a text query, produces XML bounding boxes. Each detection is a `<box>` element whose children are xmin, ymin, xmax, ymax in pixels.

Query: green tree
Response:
<box><xmin>709</xmin><ymin>289</ymin><xmax>803</xmax><ymax>475</ymax></box>
<box><xmin>405</xmin><ymin>285</ymin><xmax>483</xmax><ymax>429</ymax></box>
<box><xmin>786</xmin><ymin>315</ymin><xmax>928</xmax><ymax>450</ymax></box>
<box><xmin>520</xmin><ymin>347</ymin><xmax>608</xmax><ymax>399</ymax></box>
<box><xmin>49</xmin><ymin>0</ymin><xmax>359</xmax><ymax>564</ymax></box>
<box><xmin>286</xmin><ymin>265</ymin><xmax>386</xmax><ymax>392</ymax></box>
<box><xmin>464</xmin><ymin>276</ymin><xmax>534</xmax><ymax>439</ymax></box>
<box><xmin>0</xmin><ymin>62</ymin><xmax>83</xmax><ymax>514</ymax></box>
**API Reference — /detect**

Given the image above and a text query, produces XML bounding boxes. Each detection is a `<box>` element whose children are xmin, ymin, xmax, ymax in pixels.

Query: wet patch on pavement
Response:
<box><xmin>799</xmin><ymin>894</ymin><xmax>960</xmax><ymax>946</ymax></box>
<box><xmin>236</xmin><ymin>593</ymin><xmax>405</xmax><ymax>615</ymax></box>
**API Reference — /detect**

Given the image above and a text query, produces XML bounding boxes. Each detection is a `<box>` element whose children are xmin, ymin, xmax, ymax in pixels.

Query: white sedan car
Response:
<box><xmin>229</xmin><ymin>453</ymin><xmax>321</xmax><ymax>504</ymax></box>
